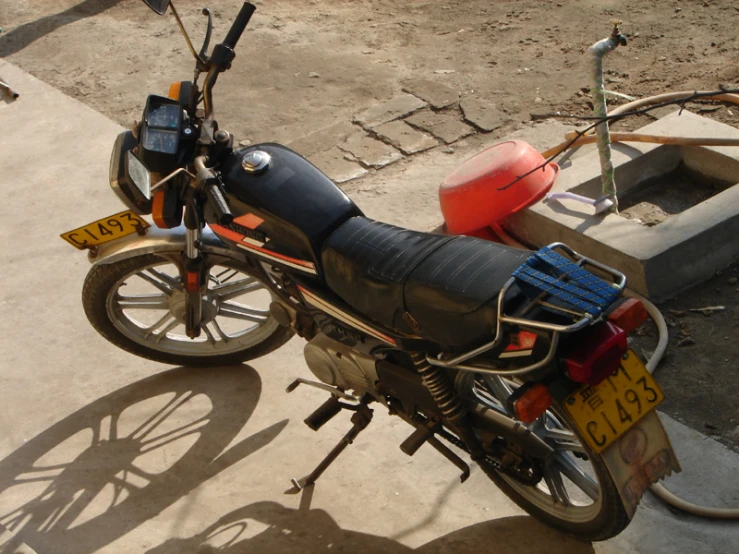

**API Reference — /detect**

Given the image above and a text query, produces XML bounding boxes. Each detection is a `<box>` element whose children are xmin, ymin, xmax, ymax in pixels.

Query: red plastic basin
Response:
<box><xmin>439</xmin><ymin>140</ymin><xmax>558</xmax><ymax>235</ymax></box>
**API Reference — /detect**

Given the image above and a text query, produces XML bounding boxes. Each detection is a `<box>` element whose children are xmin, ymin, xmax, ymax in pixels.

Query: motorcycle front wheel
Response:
<box><xmin>462</xmin><ymin>374</ymin><xmax>630</xmax><ymax>542</ymax></box>
<box><xmin>82</xmin><ymin>254</ymin><xmax>294</xmax><ymax>366</ymax></box>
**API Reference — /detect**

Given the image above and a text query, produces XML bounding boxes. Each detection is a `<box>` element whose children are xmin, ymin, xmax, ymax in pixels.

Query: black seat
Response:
<box><xmin>321</xmin><ymin>217</ymin><xmax>530</xmax><ymax>347</ymax></box>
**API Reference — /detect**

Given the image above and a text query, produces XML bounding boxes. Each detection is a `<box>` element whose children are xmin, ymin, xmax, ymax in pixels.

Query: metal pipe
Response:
<box><xmin>589</xmin><ymin>21</ymin><xmax>627</xmax><ymax>213</ymax></box>
<box><xmin>185</xmin><ymin>228</ymin><xmax>200</xmax><ymax>259</ymax></box>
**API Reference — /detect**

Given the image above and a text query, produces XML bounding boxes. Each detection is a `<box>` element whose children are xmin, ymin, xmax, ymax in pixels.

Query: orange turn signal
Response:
<box><xmin>152</xmin><ymin>189</ymin><xmax>168</xmax><ymax>229</ymax></box>
<box><xmin>513</xmin><ymin>384</ymin><xmax>552</xmax><ymax>423</ymax></box>
<box><xmin>151</xmin><ymin>187</ymin><xmax>183</xmax><ymax>229</ymax></box>
<box><xmin>608</xmin><ymin>298</ymin><xmax>648</xmax><ymax>335</ymax></box>
<box><xmin>168</xmin><ymin>81</ymin><xmax>182</xmax><ymax>101</ymax></box>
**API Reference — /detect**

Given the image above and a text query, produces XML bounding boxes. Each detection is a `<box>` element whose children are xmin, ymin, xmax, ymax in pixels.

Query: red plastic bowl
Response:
<box><xmin>439</xmin><ymin>140</ymin><xmax>558</xmax><ymax>235</ymax></box>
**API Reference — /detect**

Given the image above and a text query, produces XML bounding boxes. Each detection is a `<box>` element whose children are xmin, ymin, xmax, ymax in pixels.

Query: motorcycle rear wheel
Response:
<box><xmin>82</xmin><ymin>254</ymin><xmax>294</xmax><ymax>366</ymax></box>
<box><xmin>466</xmin><ymin>375</ymin><xmax>630</xmax><ymax>542</ymax></box>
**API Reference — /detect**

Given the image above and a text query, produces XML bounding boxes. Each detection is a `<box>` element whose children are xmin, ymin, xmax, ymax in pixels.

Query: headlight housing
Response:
<box><xmin>109</xmin><ymin>131</ymin><xmax>153</xmax><ymax>215</ymax></box>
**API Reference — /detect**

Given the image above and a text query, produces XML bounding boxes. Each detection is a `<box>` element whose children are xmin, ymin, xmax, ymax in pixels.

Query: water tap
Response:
<box><xmin>610</xmin><ymin>19</ymin><xmax>628</xmax><ymax>46</ymax></box>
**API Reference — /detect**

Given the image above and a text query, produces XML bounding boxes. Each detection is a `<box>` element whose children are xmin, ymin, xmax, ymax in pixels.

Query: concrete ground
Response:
<box><xmin>1</xmin><ymin>60</ymin><xmax>738</xmax><ymax>554</ymax></box>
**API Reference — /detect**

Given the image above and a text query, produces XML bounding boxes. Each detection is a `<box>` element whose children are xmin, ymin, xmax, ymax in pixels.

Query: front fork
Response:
<box><xmin>183</xmin><ymin>203</ymin><xmax>207</xmax><ymax>339</ymax></box>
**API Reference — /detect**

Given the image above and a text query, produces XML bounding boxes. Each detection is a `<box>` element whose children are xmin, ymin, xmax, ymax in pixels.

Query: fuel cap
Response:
<box><xmin>241</xmin><ymin>150</ymin><xmax>271</xmax><ymax>174</ymax></box>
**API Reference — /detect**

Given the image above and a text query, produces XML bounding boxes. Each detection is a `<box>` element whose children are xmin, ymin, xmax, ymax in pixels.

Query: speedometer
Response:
<box><xmin>147</xmin><ymin>104</ymin><xmax>181</xmax><ymax>130</ymax></box>
<box><xmin>139</xmin><ymin>95</ymin><xmax>183</xmax><ymax>172</ymax></box>
<box><xmin>142</xmin><ymin>129</ymin><xmax>178</xmax><ymax>154</ymax></box>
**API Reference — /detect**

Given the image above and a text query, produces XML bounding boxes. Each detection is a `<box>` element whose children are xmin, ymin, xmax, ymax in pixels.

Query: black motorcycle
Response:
<box><xmin>62</xmin><ymin>1</ymin><xmax>679</xmax><ymax>541</ymax></box>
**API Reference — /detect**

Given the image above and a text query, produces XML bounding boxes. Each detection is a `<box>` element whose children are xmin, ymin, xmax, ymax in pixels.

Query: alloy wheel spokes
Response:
<box><xmin>210</xmin><ymin>277</ymin><xmax>262</xmax><ymax>302</ymax></box>
<box><xmin>110</xmin><ymin>261</ymin><xmax>278</xmax><ymax>356</ymax></box>
<box><xmin>217</xmin><ymin>301</ymin><xmax>270</xmax><ymax>323</ymax></box>
<box><xmin>555</xmin><ymin>453</ymin><xmax>600</xmax><ymax>501</ymax></box>
<box><xmin>135</xmin><ymin>268</ymin><xmax>182</xmax><ymax>295</ymax></box>
<box><xmin>115</xmin><ymin>293</ymin><xmax>170</xmax><ymax>310</ymax></box>
<box><xmin>543</xmin><ymin>465</ymin><xmax>572</xmax><ymax>507</ymax></box>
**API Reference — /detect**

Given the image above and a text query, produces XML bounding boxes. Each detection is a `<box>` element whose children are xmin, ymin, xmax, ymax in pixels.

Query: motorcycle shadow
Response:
<box><xmin>0</xmin><ymin>0</ymin><xmax>122</xmax><ymax>58</ymax></box>
<box><xmin>145</xmin><ymin>499</ymin><xmax>595</xmax><ymax>554</ymax></box>
<box><xmin>0</xmin><ymin>364</ymin><xmax>287</xmax><ymax>554</ymax></box>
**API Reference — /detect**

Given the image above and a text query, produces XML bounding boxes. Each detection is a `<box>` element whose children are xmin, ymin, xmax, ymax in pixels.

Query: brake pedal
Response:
<box><xmin>400</xmin><ymin>426</ymin><xmax>432</xmax><ymax>456</ymax></box>
<box><xmin>392</xmin><ymin>406</ymin><xmax>471</xmax><ymax>483</ymax></box>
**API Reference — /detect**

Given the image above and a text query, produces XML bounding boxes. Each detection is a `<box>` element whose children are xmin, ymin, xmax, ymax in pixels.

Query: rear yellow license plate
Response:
<box><xmin>564</xmin><ymin>350</ymin><xmax>664</xmax><ymax>454</ymax></box>
<box><xmin>60</xmin><ymin>210</ymin><xmax>150</xmax><ymax>250</ymax></box>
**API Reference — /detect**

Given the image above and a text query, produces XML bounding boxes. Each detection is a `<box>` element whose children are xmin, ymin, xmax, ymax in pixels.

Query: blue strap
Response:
<box><xmin>512</xmin><ymin>247</ymin><xmax>620</xmax><ymax>316</ymax></box>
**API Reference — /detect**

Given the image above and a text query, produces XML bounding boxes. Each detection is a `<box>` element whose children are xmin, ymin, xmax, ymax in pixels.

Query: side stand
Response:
<box><xmin>290</xmin><ymin>397</ymin><xmax>373</xmax><ymax>491</ymax></box>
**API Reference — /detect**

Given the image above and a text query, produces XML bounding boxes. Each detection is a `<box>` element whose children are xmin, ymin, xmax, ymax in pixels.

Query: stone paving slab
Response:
<box><xmin>308</xmin><ymin>146</ymin><xmax>368</xmax><ymax>183</ymax></box>
<box><xmin>340</xmin><ymin>133</ymin><xmax>404</xmax><ymax>168</ymax></box>
<box><xmin>402</xmin><ymin>79</ymin><xmax>459</xmax><ymax>109</ymax></box>
<box><xmin>286</xmin><ymin>120</ymin><xmax>358</xmax><ymax>158</ymax></box>
<box><xmin>405</xmin><ymin>110</ymin><xmax>475</xmax><ymax>144</ymax></box>
<box><xmin>374</xmin><ymin>120</ymin><xmax>438</xmax><ymax>155</ymax></box>
<box><xmin>353</xmin><ymin>93</ymin><xmax>427</xmax><ymax>129</ymax></box>
<box><xmin>460</xmin><ymin>97</ymin><xmax>510</xmax><ymax>133</ymax></box>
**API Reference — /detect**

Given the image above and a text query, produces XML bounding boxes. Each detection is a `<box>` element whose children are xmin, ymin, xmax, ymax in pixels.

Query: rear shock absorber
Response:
<box><xmin>410</xmin><ymin>352</ymin><xmax>484</xmax><ymax>460</ymax></box>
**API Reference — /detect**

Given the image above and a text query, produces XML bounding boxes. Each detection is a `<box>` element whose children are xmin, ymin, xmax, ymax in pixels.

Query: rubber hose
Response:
<box><xmin>541</xmin><ymin>91</ymin><xmax>739</xmax><ymax>159</ymax></box>
<box><xmin>625</xmin><ymin>290</ymin><xmax>739</xmax><ymax>518</ymax></box>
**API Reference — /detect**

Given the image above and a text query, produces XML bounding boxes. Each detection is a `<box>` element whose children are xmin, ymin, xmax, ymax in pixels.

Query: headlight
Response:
<box><xmin>109</xmin><ymin>131</ymin><xmax>153</xmax><ymax>215</ymax></box>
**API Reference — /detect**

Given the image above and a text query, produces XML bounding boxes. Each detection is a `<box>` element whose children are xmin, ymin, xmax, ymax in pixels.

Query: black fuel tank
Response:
<box><xmin>215</xmin><ymin>143</ymin><xmax>363</xmax><ymax>277</ymax></box>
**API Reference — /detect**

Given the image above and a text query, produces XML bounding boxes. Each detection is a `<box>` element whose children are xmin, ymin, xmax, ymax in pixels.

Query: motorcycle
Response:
<box><xmin>61</xmin><ymin>0</ymin><xmax>680</xmax><ymax>541</ymax></box>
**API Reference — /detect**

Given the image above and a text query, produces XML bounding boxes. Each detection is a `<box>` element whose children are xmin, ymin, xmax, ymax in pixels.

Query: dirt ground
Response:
<box><xmin>1</xmin><ymin>0</ymin><xmax>738</xmax><ymax>448</ymax></box>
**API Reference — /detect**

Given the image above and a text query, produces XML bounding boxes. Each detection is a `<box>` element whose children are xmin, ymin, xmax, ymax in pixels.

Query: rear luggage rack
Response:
<box><xmin>427</xmin><ymin>243</ymin><xmax>626</xmax><ymax>376</ymax></box>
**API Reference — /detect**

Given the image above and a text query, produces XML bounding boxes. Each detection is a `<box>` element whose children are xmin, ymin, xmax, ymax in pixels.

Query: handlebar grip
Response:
<box><xmin>222</xmin><ymin>2</ymin><xmax>256</xmax><ymax>50</ymax></box>
<box><xmin>205</xmin><ymin>183</ymin><xmax>234</xmax><ymax>226</ymax></box>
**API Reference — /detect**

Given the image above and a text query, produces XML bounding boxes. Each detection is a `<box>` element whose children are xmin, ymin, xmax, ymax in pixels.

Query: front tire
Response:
<box><xmin>82</xmin><ymin>254</ymin><xmax>294</xmax><ymax>366</ymax></box>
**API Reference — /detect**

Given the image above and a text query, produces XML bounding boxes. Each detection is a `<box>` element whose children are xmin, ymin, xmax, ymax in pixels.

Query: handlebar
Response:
<box><xmin>222</xmin><ymin>2</ymin><xmax>256</xmax><ymax>50</ymax></box>
<box><xmin>205</xmin><ymin>181</ymin><xmax>234</xmax><ymax>225</ymax></box>
<box><xmin>194</xmin><ymin>156</ymin><xmax>233</xmax><ymax>225</ymax></box>
<box><xmin>200</xmin><ymin>2</ymin><xmax>256</xmax><ymax>120</ymax></box>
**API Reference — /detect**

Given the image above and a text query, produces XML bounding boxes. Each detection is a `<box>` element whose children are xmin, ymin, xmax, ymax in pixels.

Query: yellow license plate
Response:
<box><xmin>60</xmin><ymin>210</ymin><xmax>150</xmax><ymax>250</ymax></box>
<box><xmin>564</xmin><ymin>350</ymin><xmax>664</xmax><ymax>453</ymax></box>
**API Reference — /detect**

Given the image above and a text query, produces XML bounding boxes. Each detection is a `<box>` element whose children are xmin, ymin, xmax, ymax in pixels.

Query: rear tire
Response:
<box><xmin>463</xmin><ymin>374</ymin><xmax>630</xmax><ymax>541</ymax></box>
<box><xmin>82</xmin><ymin>254</ymin><xmax>294</xmax><ymax>367</ymax></box>
<box><xmin>479</xmin><ymin>407</ymin><xmax>630</xmax><ymax>542</ymax></box>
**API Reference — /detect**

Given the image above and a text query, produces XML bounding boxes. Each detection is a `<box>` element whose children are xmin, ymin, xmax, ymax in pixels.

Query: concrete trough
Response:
<box><xmin>506</xmin><ymin>110</ymin><xmax>739</xmax><ymax>300</ymax></box>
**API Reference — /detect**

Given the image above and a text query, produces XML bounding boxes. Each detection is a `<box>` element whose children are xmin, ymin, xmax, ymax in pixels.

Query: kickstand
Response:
<box><xmin>290</xmin><ymin>399</ymin><xmax>373</xmax><ymax>491</ymax></box>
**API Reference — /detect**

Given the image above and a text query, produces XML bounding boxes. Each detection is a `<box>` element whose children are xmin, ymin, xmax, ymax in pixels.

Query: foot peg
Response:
<box><xmin>304</xmin><ymin>396</ymin><xmax>342</xmax><ymax>431</ymax></box>
<box><xmin>291</xmin><ymin>398</ymin><xmax>374</xmax><ymax>491</ymax></box>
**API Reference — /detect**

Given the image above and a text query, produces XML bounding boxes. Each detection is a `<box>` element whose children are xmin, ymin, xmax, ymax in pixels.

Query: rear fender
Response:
<box><xmin>87</xmin><ymin>224</ymin><xmax>236</xmax><ymax>266</ymax></box>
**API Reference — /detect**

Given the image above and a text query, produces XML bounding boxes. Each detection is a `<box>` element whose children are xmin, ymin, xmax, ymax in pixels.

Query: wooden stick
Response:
<box><xmin>541</xmin><ymin>132</ymin><xmax>739</xmax><ymax>158</ymax></box>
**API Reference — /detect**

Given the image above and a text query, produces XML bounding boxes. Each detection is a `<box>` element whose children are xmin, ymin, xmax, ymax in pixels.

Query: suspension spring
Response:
<box><xmin>410</xmin><ymin>352</ymin><xmax>466</xmax><ymax>423</ymax></box>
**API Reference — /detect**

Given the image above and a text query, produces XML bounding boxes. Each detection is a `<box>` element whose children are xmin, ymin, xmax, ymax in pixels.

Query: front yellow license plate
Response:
<box><xmin>564</xmin><ymin>350</ymin><xmax>664</xmax><ymax>454</ymax></box>
<box><xmin>60</xmin><ymin>210</ymin><xmax>150</xmax><ymax>250</ymax></box>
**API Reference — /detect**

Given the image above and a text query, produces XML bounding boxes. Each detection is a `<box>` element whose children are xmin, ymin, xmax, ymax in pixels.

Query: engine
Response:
<box><xmin>303</xmin><ymin>334</ymin><xmax>380</xmax><ymax>396</ymax></box>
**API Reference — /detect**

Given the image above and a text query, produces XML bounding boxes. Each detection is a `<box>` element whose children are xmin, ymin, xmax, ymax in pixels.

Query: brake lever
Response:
<box><xmin>198</xmin><ymin>8</ymin><xmax>213</xmax><ymax>61</ymax></box>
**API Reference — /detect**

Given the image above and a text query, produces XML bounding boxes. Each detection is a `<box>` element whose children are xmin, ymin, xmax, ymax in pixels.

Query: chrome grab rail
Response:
<box><xmin>426</xmin><ymin>243</ymin><xmax>627</xmax><ymax>376</ymax></box>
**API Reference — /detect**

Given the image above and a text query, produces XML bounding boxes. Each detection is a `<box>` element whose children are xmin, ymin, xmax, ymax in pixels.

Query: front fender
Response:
<box><xmin>88</xmin><ymin>224</ymin><xmax>236</xmax><ymax>266</ymax></box>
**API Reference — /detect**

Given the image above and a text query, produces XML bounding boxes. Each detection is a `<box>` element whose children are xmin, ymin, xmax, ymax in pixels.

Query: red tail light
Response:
<box><xmin>607</xmin><ymin>298</ymin><xmax>648</xmax><ymax>335</ymax></box>
<box><xmin>564</xmin><ymin>322</ymin><xmax>627</xmax><ymax>385</ymax></box>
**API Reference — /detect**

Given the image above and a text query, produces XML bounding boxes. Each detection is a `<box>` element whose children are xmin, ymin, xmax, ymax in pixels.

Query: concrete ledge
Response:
<box><xmin>507</xmin><ymin>111</ymin><xmax>739</xmax><ymax>299</ymax></box>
